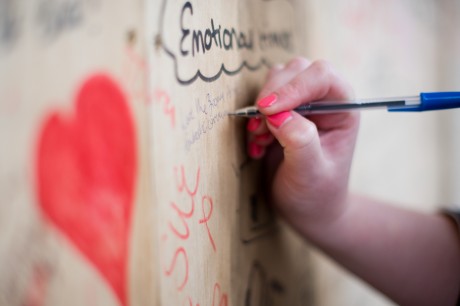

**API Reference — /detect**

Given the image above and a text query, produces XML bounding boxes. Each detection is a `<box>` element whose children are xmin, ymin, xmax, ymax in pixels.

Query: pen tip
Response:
<box><xmin>227</xmin><ymin>111</ymin><xmax>243</xmax><ymax>116</ymax></box>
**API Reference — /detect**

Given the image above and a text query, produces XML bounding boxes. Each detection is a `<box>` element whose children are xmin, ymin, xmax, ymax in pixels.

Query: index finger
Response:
<box><xmin>256</xmin><ymin>60</ymin><xmax>354</xmax><ymax>116</ymax></box>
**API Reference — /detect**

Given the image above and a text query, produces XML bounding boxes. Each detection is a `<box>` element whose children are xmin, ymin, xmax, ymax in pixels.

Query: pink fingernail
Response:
<box><xmin>267</xmin><ymin>111</ymin><xmax>292</xmax><ymax>128</ymax></box>
<box><xmin>247</xmin><ymin>118</ymin><xmax>261</xmax><ymax>132</ymax></box>
<box><xmin>255</xmin><ymin>133</ymin><xmax>273</xmax><ymax>143</ymax></box>
<box><xmin>257</xmin><ymin>93</ymin><xmax>277</xmax><ymax>108</ymax></box>
<box><xmin>248</xmin><ymin>142</ymin><xmax>264</xmax><ymax>158</ymax></box>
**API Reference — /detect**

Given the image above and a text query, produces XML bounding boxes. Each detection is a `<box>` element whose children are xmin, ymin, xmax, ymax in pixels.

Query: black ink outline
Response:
<box><xmin>238</xmin><ymin>159</ymin><xmax>277</xmax><ymax>244</ymax></box>
<box><xmin>157</xmin><ymin>0</ymin><xmax>271</xmax><ymax>85</ymax></box>
<box><xmin>245</xmin><ymin>261</ymin><xmax>285</xmax><ymax>306</ymax></box>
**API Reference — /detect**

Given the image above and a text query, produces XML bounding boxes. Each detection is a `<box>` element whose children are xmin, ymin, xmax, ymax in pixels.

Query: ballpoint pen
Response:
<box><xmin>227</xmin><ymin>92</ymin><xmax>460</xmax><ymax>118</ymax></box>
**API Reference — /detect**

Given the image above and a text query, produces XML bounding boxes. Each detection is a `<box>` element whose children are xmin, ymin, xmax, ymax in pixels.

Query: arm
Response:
<box><xmin>247</xmin><ymin>57</ymin><xmax>460</xmax><ymax>305</ymax></box>
<box><xmin>304</xmin><ymin>194</ymin><xmax>460</xmax><ymax>306</ymax></box>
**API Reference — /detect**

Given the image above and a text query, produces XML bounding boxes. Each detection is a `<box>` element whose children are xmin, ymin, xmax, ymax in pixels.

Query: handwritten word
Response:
<box><xmin>36</xmin><ymin>0</ymin><xmax>84</xmax><ymax>39</ymax></box>
<box><xmin>171</xmin><ymin>165</ymin><xmax>216</xmax><ymax>251</ymax></box>
<box><xmin>168</xmin><ymin>166</ymin><xmax>200</xmax><ymax>240</ymax></box>
<box><xmin>245</xmin><ymin>261</ymin><xmax>285</xmax><ymax>306</ymax></box>
<box><xmin>149</xmin><ymin>0</ymin><xmax>298</xmax><ymax>84</ymax></box>
<box><xmin>122</xmin><ymin>45</ymin><xmax>177</xmax><ymax>130</ymax></box>
<box><xmin>199</xmin><ymin>196</ymin><xmax>216</xmax><ymax>252</ymax></box>
<box><xmin>180</xmin><ymin>2</ymin><xmax>254</xmax><ymax>57</ymax></box>
<box><xmin>179</xmin><ymin>1</ymin><xmax>292</xmax><ymax>58</ymax></box>
<box><xmin>184</xmin><ymin>122</ymin><xmax>207</xmax><ymax>152</ymax></box>
<box><xmin>154</xmin><ymin>90</ymin><xmax>176</xmax><ymax>128</ymax></box>
<box><xmin>184</xmin><ymin>282</ymin><xmax>229</xmax><ymax>306</ymax></box>
<box><xmin>122</xmin><ymin>46</ymin><xmax>151</xmax><ymax>104</ymax></box>
<box><xmin>184</xmin><ymin>92</ymin><xmax>227</xmax><ymax>151</ymax></box>
<box><xmin>211</xmin><ymin>282</ymin><xmax>228</xmax><ymax>306</ymax></box>
<box><xmin>163</xmin><ymin>165</ymin><xmax>217</xmax><ymax>292</ymax></box>
<box><xmin>0</xmin><ymin>0</ymin><xmax>19</xmax><ymax>47</ymax></box>
<box><xmin>1</xmin><ymin>0</ymin><xmax>101</xmax><ymax>48</ymax></box>
<box><xmin>259</xmin><ymin>31</ymin><xmax>291</xmax><ymax>51</ymax></box>
<box><xmin>164</xmin><ymin>247</ymin><xmax>189</xmax><ymax>291</ymax></box>
<box><xmin>184</xmin><ymin>110</ymin><xmax>225</xmax><ymax>151</ymax></box>
<box><xmin>181</xmin><ymin>108</ymin><xmax>195</xmax><ymax>131</ymax></box>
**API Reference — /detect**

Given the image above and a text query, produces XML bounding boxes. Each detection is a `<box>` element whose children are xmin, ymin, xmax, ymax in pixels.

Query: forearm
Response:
<box><xmin>295</xmin><ymin>194</ymin><xmax>460</xmax><ymax>306</ymax></box>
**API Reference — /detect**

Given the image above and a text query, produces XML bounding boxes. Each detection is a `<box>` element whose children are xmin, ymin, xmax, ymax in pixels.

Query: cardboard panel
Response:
<box><xmin>147</xmin><ymin>0</ymin><xmax>313</xmax><ymax>305</ymax></box>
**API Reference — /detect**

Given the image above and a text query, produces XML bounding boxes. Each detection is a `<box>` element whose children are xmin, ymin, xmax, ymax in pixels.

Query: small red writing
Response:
<box><xmin>162</xmin><ymin>164</ymin><xmax>217</xmax><ymax>294</ymax></box>
<box><xmin>164</xmin><ymin>247</ymin><xmax>189</xmax><ymax>292</ymax></box>
<box><xmin>183</xmin><ymin>282</ymin><xmax>229</xmax><ymax>306</ymax></box>
<box><xmin>154</xmin><ymin>89</ymin><xmax>176</xmax><ymax>128</ymax></box>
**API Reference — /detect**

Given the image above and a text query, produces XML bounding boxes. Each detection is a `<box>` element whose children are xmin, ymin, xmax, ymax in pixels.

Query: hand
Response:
<box><xmin>247</xmin><ymin>58</ymin><xmax>359</xmax><ymax>232</ymax></box>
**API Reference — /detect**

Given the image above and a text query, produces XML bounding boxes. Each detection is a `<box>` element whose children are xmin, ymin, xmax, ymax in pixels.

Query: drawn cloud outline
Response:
<box><xmin>157</xmin><ymin>0</ymin><xmax>276</xmax><ymax>85</ymax></box>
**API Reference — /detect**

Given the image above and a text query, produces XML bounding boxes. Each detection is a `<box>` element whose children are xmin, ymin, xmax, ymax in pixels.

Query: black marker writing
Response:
<box><xmin>0</xmin><ymin>0</ymin><xmax>20</xmax><ymax>47</ymax></box>
<box><xmin>36</xmin><ymin>0</ymin><xmax>84</xmax><ymax>40</ymax></box>
<box><xmin>180</xmin><ymin>1</ymin><xmax>254</xmax><ymax>57</ymax></box>
<box><xmin>245</xmin><ymin>261</ymin><xmax>285</xmax><ymax>306</ymax></box>
<box><xmin>158</xmin><ymin>0</ymin><xmax>295</xmax><ymax>84</ymax></box>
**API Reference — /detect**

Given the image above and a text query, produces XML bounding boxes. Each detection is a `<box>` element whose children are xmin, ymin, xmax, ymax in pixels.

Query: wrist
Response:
<box><xmin>280</xmin><ymin>190</ymin><xmax>354</xmax><ymax>241</ymax></box>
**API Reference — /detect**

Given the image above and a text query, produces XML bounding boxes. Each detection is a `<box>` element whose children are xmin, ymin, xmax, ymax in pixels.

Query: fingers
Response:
<box><xmin>247</xmin><ymin>118</ymin><xmax>274</xmax><ymax>159</ymax></box>
<box><xmin>249</xmin><ymin>57</ymin><xmax>351</xmax><ymax>160</ymax></box>
<box><xmin>259</xmin><ymin>57</ymin><xmax>311</xmax><ymax>100</ymax></box>
<box><xmin>265</xmin><ymin>64</ymin><xmax>285</xmax><ymax>81</ymax></box>
<box><xmin>262</xmin><ymin>110</ymin><xmax>329</xmax><ymax>199</ymax></box>
<box><xmin>265</xmin><ymin>111</ymin><xmax>323</xmax><ymax>172</ymax></box>
<box><xmin>257</xmin><ymin>59</ymin><xmax>354</xmax><ymax>116</ymax></box>
<box><xmin>247</xmin><ymin>57</ymin><xmax>312</xmax><ymax>159</ymax></box>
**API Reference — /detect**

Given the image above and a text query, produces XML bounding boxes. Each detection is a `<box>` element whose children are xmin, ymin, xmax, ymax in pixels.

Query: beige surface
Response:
<box><xmin>0</xmin><ymin>0</ymin><xmax>315</xmax><ymax>305</ymax></box>
<box><xmin>1</xmin><ymin>1</ymin><xmax>459</xmax><ymax>306</ymax></box>
<box><xmin>0</xmin><ymin>1</ymin><xmax>153</xmax><ymax>305</ymax></box>
<box><xmin>147</xmin><ymin>0</ymin><xmax>315</xmax><ymax>304</ymax></box>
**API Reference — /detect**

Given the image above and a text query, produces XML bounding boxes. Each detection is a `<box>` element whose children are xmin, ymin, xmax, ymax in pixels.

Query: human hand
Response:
<box><xmin>247</xmin><ymin>58</ymin><xmax>359</xmax><ymax>232</ymax></box>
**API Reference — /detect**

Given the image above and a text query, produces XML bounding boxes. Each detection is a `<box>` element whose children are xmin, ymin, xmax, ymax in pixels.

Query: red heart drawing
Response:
<box><xmin>36</xmin><ymin>74</ymin><xmax>137</xmax><ymax>306</ymax></box>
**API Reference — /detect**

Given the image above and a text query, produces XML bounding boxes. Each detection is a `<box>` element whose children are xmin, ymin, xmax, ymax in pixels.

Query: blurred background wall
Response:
<box><xmin>1</xmin><ymin>1</ymin><xmax>460</xmax><ymax>305</ymax></box>
<box><xmin>304</xmin><ymin>1</ymin><xmax>460</xmax><ymax>305</ymax></box>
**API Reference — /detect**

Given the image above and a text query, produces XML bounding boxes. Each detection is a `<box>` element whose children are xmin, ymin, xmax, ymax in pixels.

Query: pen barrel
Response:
<box><xmin>295</xmin><ymin>100</ymin><xmax>404</xmax><ymax>115</ymax></box>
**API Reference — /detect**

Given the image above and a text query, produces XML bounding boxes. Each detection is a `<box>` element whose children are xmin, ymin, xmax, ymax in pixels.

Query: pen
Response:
<box><xmin>228</xmin><ymin>92</ymin><xmax>460</xmax><ymax>118</ymax></box>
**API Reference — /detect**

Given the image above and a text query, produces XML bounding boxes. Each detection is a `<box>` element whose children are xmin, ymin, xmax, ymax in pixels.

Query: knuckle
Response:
<box><xmin>267</xmin><ymin>64</ymin><xmax>284</xmax><ymax>79</ymax></box>
<box><xmin>287</xmin><ymin>56</ymin><xmax>311</xmax><ymax>69</ymax></box>
<box><xmin>277</xmin><ymin>81</ymin><xmax>303</xmax><ymax>101</ymax></box>
<box><xmin>311</xmin><ymin>59</ymin><xmax>333</xmax><ymax>77</ymax></box>
<box><xmin>257</xmin><ymin>89</ymin><xmax>273</xmax><ymax>102</ymax></box>
<box><xmin>284</xmin><ymin>120</ymin><xmax>317</xmax><ymax>151</ymax></box>
<box><xmin>291</xmin><ymin>126</ymin><xmax>316</xmax><ymax>150</ymax></box>
<box><xmin>270</xmin><ymin>64</ymin><xmax>284</xmax><ymax>72</ymax></box>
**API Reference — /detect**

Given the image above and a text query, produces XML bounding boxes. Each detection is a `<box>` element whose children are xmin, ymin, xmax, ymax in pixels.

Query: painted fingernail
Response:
<box><xmin>257</xmin><ymin>93</ymin><xmax>277</xmax><ymax>108</ymax></box>
<box><xmin>255</xmin><ymin>133</ymin><xmax>273</xmax><ymax>143</ymax></box>
<box><xmin>248</xmin><ymin>142</ymin><xmax>264</xmax><ymax>158</ymax></box>
<box><xmin>267</xmin><ymin>111</ymin><xmax>292</xmax><ymax>128</ymax></box>
<box><xmin>247</xmin><ymin>118</ymin><xmax>261</xmax><ymax>132</ymax></box>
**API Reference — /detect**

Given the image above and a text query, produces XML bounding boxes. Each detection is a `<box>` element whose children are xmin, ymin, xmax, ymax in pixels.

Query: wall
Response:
<box><xmin>0</xmin><ymin>0</ymin><xmax>314</xmax><ymax>305</ymax></box>
<box><xmin>0</xmin><ymin>1</ymin><xmax>152</xmax><ymax>305</ymax></box>
<box><xmin>1</xmin><ymin>1</ymin><xmax>459</xmax><ymax>305</ymax></box>
<box><xmin>147</xmin><ymin>0</ymin><xmax>314</xmax><ymax>304</ymax></box>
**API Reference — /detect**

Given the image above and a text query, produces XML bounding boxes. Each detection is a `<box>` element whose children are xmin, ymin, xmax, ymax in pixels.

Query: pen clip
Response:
<box><xmin>389</xmin><ymin>92</ymin><xmax>460</xmax><ymax>112</ymax></box>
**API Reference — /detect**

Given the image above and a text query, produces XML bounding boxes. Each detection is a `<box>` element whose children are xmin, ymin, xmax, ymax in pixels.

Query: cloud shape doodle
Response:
<box><xmin>157</xmin><ymin>0</ymin><xmax>296</xmax><ymax>85</ymax></box>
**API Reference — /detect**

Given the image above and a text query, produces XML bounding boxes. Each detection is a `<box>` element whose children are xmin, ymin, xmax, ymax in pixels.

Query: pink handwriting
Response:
<box><xmin>164</xmin><ymin>247</ymin><xmax>189</xmax><ymax>292</ymax></box>
<box><xmin>183</xmin><ymin>282</ymin><xmax>229</xmax><ymax>306</ymax></box>
<box><xmin>154</xmin><ymin>90</ymin><xmax>176</xmax><ymax>128</ymax></box>
<box><xmin>162</xmin><ymin>164</ymin><xmax>217</xmax><ymax>295</ymax></box>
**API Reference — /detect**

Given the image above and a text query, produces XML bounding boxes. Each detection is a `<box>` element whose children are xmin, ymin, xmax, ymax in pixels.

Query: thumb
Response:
<box><xmin>265</xmin><ymin>111</ymin><xmax>326</xmax><ymax>179</ymax></box>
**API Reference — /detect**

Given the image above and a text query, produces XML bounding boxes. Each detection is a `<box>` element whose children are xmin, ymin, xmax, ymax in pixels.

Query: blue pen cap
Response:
<box><xmin>389</xmin><ymin>92</ymin><xmax>460</xmax><ymax>112</ymax></box>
